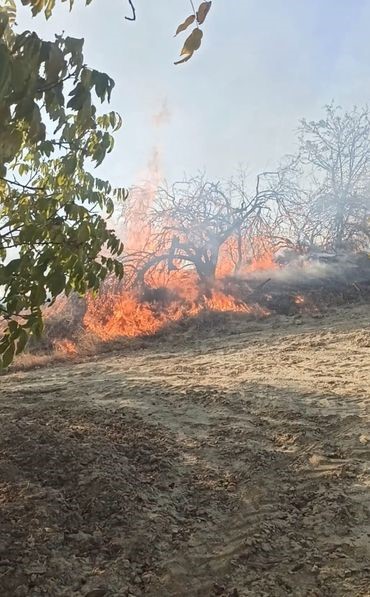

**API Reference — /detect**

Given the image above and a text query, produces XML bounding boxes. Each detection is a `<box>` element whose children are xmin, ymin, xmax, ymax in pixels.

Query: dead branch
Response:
<box><xmin>125</xmin><ymin>0</ymin><xmax>136</xmax><ymax>21</ymax></box>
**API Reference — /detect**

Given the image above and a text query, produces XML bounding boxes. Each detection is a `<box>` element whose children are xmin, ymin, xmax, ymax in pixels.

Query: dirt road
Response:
<box><xmin>1</xmin><ymin>305</ymin><xmax>370</xmax><ymax>596</ymax></box>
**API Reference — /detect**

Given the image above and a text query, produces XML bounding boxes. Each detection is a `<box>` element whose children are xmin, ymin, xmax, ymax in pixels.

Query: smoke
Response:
<box><xmin>152</xmin><ymin>99</ymin><xmax>171</xmax><ymax>127</ymax></box>
<box><xmin>245</xmin><ymin>253</ymin><xmax>370</xmax><ymax>287</ymax></box>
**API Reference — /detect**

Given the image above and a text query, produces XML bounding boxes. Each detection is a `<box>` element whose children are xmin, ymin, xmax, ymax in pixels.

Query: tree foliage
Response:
<box><xmin>0</xmin><ymin>0</ymin><xmax>126</xmax><ymax>368</ymax></box>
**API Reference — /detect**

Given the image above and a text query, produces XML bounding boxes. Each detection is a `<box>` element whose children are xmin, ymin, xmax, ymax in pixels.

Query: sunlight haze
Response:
<box><xmin>17</xmin><ymin>0</ymin><xmax>370</xmax><ymax>184</ymax></box>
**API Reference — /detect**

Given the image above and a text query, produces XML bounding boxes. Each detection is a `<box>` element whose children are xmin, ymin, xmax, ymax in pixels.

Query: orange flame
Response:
<box><xmin>54</xmin><ymin>339</ymin><xmax>77</xmax><ymax>355</ymax></box>
<box><xmin>84</xmin><ymin>284</ymin><xmax>267</xmax><ymax>341</ymax></box>
<box><xmin>84</xmin><ymin>155</ymin><xmax>276</xmax><ymax>342</ymax></box>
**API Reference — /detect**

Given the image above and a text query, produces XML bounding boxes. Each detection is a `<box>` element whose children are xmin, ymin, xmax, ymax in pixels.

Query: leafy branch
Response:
<box><xmin>174</xmin><ymin>1</ymin><xmax>212</xmax><ymax>65</ymax></box>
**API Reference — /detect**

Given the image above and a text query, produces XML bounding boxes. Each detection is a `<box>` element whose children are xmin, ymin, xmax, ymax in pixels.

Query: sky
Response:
<box><xmin>16</xmin><ymin>0</ymin><xmax>370</xmax><ymax>188</ymax></box>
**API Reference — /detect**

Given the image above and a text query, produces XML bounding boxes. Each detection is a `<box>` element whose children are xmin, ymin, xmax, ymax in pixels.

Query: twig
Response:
<box><xmin>125</xmin><ymin>0</ymin><xmax>136</xmax><ymax>21</ymax></box>
<box><xmin>190</xmin><ymin>0</ymin><xmax>197</xmax><ymax>19</ymax></box>
<box><xmin>36</xmin><ymin>73</ymin><xmax>75</xmax><ymax>93</ymax></box>
<box><xmin>0</xmin><ymin>177</ymin><xmax>46</xmax><ymax>192</ymax></box>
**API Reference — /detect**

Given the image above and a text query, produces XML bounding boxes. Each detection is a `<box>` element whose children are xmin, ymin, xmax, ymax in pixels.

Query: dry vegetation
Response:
<box><xmin>0</xmin><ymin>303</ymin><xmax>369</xmax><ymax>596</ymax></box>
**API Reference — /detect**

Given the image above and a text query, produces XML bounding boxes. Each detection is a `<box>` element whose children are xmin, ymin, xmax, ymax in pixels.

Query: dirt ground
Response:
<box><xmin>0</xmin><ymin>304</ymin><xmax>370</xmax><ymax>597</ymax></box>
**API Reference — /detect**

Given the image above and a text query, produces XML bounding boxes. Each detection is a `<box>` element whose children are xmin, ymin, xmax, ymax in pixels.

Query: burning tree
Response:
<box><xmin>121</xmin><ymin>171</ymin><xmax>287</xmax><ymax>289</ymax></box>
<box><xmin>81</xmin><ymin>171</ymin><xmax>286</xmax><ymax>341</ymax></box>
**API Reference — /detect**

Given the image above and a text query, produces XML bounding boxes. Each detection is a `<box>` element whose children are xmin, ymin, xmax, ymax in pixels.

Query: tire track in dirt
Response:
<box><xmin>0</xmin><ymin>304</ymin><xmax>369</xmax><ymax>596</ymax></box>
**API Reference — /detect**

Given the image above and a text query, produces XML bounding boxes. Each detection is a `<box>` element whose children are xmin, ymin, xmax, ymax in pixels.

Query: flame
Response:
<box><xmin>83</xmin><ymin>159</ymin><xmax>274</xmax><ymax>341</ymax></box>
<box><xmin>43</xmin><ymin>154</ymin><xmax>274</xmax><ymax>344</ymax></box>
<box><xmin>216</xmin><ymin>236</ymin><xmax>277</xmax><ymax>277</ymax></box>
<box><xmin>39</xmin><ymin>154</ymin><xmax>276</xmax><ymax>352</ymax></box>
<box><xmin>84</xmin><ymin>283</ymin><xmax>267</xmax><ymax>341</ymax></box>
<box><xmin>54</xmin><ymin>339</ymin><xmax>77</xmax><ymax>355</ymax></box>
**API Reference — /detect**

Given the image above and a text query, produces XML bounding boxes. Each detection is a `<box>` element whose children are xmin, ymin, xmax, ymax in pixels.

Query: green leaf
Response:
<box><xmin>45</xmin><ymin>0</ymin><xmax>56</xmax><ymax>19</ymax></box>
<box><xmin>64</xmin><ymin>36</ymin><xmax>84</xmax><ymax>68</ymax></box>
<box><xmin>63</xmin><ymin>154</ymin><xmax>77</xmax><ymax>174</ymax></box>
<box><xmin>0</xmin><ymin>11</ymin><xmax>9</xmax><ymax>39</ymax></box>
<box><xmin>174</xmin><ymin>53</ymin><xmax>194</xmax><ymax>65</ymax></box>
<box><xmin>5</xmin><ymin>259</ymin><xmax>21</xmax><ymax>274</ymax></box>
<box><xmin>92</xmin><ymin>70</ymin><xmax>115</xmax><ymax>102</ymax></box>
<box><xmin>67</xmin><ymin>82</ymin><xmax>89</xmax><ymax>111</ymax></box>
<box><xmin>0</xmin><ymin>44</ymin><xmax>12</xmax><ymax>102</ymax></box>
<box><xmin>1</xmin><ymin>340</ymin><xmax>15</xmax><ymax>369</ymax></box>
<box><xmin>2</xmin><ymin>1</ymin><xmax>16</xmax><ymax>26</ymax></box>
<box><xmin>48</xmin><ymin>269</ymin><xmax>66</xmax><ymax>295</ymax></box>
<box><xmin>77</xmin><ymin>221</ymin><xmax>91</xmax><ymax>243</ymax></box>
<box><xmin>8</xmin><ymin>320</ymin><xmax>19</xmax><ymax>336</ymax></box>
<box><xmin>38</xmin><ymin>140</ymin><xmax>54</xmax><ymax>156</ymax></box>
<box><xmin>16</xmin><ymin>329</ymin><xmax>29</xmax><ymax>355</ymax></box>
<box><xmin>45</xmin><ymin>44</ymin><xmax>66</xmax><ymax>81</ymax></box>
<box><xmin>0</xmin><ymin>6</ymin><xmax>122</xmax><ymax>367</ymax></box>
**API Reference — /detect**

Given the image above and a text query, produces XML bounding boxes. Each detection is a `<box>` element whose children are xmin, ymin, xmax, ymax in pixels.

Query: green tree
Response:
<box><xmin>0</xmin><ymin>0</ymin><xmax>126</xmax><ymax>368</ymax></box>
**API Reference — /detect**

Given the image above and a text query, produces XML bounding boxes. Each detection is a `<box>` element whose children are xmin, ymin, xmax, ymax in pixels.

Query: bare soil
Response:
<box><xmin>1</xmin><ymin>304</ymin><xmax>370</xmax><ymax>596</ymax></box>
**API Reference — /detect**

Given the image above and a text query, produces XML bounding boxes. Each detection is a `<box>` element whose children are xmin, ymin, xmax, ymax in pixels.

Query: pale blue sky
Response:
<box><xmin>17</xmin><ymin>0</ymin><xmax>370</xmax><ymax>186</ymax></box>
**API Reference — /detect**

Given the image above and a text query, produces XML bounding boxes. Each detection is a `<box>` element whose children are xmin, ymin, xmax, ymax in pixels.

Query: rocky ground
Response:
<box><xmin>0</xmin><ymin>304</ymin><xmax>369</xmax><ymax>596</ymax></box>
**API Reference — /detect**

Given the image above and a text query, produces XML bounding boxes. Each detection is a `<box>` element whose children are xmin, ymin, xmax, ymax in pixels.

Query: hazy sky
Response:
<box><xmin>17</xmin><ymin>0</ymin><xmax>370</xmax><ymax>187</ymax></box>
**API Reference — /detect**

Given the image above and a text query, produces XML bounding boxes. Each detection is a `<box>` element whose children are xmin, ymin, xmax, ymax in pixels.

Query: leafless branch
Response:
<box><xmin>125</xmin><ymin>0</ymin><xmax>136</xmax><ymax>21</ymax></box>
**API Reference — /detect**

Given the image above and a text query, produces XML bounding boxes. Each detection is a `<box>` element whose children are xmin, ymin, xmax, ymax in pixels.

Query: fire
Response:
<box><xmin>84</xmin><ymin>243</ymin><xmax>272</xmax><ymax>342</ymax></box>
<box><xmin>84</xmin><ymin>283</ymin><xmax>266</xmax><ymax>341</ymax></box>
<box><xmin>54</xmin><ymin>339</ymin><xmax>77</xmax><ymax>355</ymax></box>
<box><xmin>81</xmin><ymin>153</ymin><xmax>276</xmax><ymax>342</ymax></box>
<box><xmin>216</xmin><ymin>236</ymin><xmax>277</xmax><ymax>277</ymax></box>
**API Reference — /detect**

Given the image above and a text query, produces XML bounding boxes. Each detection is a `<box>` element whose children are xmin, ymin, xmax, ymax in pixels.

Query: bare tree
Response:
<box><xmin>118</xmin><ymin>104</ymin><xmax>370</xmax><ymax>294</ymax></box>
<box><xmin>296</xmin><ymin>104</ymin><xmax>370</xmax><ymax>250</ymax></box>
<box><xmin>121</xmin><ymin>172</ymin><xmax>286</xmax><ymax>287</ymax></box>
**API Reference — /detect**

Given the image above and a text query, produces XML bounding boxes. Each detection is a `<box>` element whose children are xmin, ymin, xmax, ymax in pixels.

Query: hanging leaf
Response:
<box><xmin>45</xmin><ymin>44</ymin><xmax>66</xmax><ymax>82</ymax></box>
<box><xmin>179</xmin><ymin>28</ymin><xmax>203</xmax><ymax>60</ymax></box>
<box><xmin>1</xmin><ymin>340</ymin><xmax>15</xmax><ymax>369</ymax></box>
<box><xmin>16</xmin><ymin>329</ymin><xmax>29</xmax><ymax>355</ymax></box>
<box><xmin>174</xmin><ymin>53</ymin><xmax>194</xmax><ymax>65</ymax></box>
<box><xmin>196</xmin><ymin>1</ymin><xmax>212</xmax><ymax>25</ymax></box>
<box><xmin>174</xmin><ymin>14</ymin><xmax>195</xmax><ymax>37</ymax></box>
<box><xmin>0</xmin><ymin>11</ymin><xmax>9</xmax><ymax>39</ymax></box>
<box><xmin>45</xmin><ymin>0</ymin><xmax>56</xmax><ymax>19</ymax></box>
<box><xmin>20</xmin><ymin>0</ymin><xmax>57</xmax><ymax>18</ymax></box>
<box><xmin>47</xmin><ymin>268</ymin><xmax>66</xmax><ymax>296</ymax></box>
<box><xmin>2</xmin><ymin>1</ymin><xmax>16</xmax><ymax>26</ymax></box>
<box><xmin>0</xmin><ymin>45</ymin><xmax>12</xmax><ymax>102</ymax></box>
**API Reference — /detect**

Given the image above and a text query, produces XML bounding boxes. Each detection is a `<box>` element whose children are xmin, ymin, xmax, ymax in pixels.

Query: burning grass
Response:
<box><xmin>10</xmin><ymin>253</ymin><xmax>370</xmax><ymax>373</ymax></box>
<box><xmin>6</xmin><ymin>164</ymin><xmax>370</xmax><ymax>371</ymax></box>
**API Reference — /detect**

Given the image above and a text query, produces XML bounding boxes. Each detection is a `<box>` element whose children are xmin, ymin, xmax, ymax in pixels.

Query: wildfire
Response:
<box><xmin>81</xmin><ymin>153</ymin><xmax>277</xmax><ymax>341</ymax></box>
<box><xmin>84</xmin><ymin>284</ymin><xmax>267</xmax><ymax>341</ymax></box>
